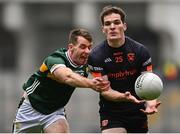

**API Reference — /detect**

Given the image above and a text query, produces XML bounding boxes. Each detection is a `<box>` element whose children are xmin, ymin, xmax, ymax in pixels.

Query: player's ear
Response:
<box><xmin>102</xmin><ymin>26</ymin><xmax>105</xmax><ymax>34</ymax></box>
<box><xmin>123</xmin><ymin>23</ymin><xmax>127</xmax><ymax>31</ymax></box>
<box><xmin>68</xmin><ymin>43</ymin><xmax>74</xmax><ymax>50</ymax></box>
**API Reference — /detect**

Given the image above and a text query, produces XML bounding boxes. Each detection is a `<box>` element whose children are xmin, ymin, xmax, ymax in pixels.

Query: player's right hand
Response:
<box><xmin>91</xmin><ymin>77</ymin><xmax>110</xmax><ymax>92</ymax></box>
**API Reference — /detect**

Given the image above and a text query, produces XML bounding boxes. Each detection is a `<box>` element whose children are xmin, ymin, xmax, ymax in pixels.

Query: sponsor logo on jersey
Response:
<box><xmin>94</xmin><ymin>67</ymin><xmax>103</xmax><ymax>71</ymax></box>
<box><xmin>108</xmin><ymin>69</ymin><xmax>137</xmax><ymax>79</ymax></box>
<box><xmin>104</xmin><ymin>58</ymin><xmax>112</xmax><ymax>63</ymax></box>
<box><xmin>113</xmin><ymin>52</ymin><xmax>123</xmax><ymax>56</ymax></box>
<box><xmin>127</xmin><ymin>53</ymin><xmax>135</xmax><ymax>62</ymax></box>
<box><xmin>88</xmin><ymin>65</ymin><xmax>103</xmax><ymax>72</ymax></box>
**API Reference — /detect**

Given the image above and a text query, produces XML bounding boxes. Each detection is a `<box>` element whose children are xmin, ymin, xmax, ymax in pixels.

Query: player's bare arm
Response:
<box><xmin>53</xmin><ymin>66</ymin><xmax>109</xmax><ymax>92</ymax></box>
<box><xmin>92</xmin><ymin>75</ymin><xmax>144</xmax><ymax>103</ymax></box>
<box><xmin>101</xmin><ymin>89</ymin><xmax>144</xmax><ymax>104</ymax></box>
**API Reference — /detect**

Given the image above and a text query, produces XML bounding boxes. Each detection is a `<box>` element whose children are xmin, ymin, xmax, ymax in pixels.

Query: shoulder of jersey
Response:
<box><xmin>50</xmin><ymin>48</ymin><xmax>66</xmax><ymax>56</ymax></box>
<box><xmin>47</xmin><ymin>48</ymin><xmax>67</xmax><ymax>60</ymax></box>
<box><xmin>56</xmin><ymin>48</ymin><xmax>66</xmax><ymax>53</ymax></box>
<box><xmin>126</xmin><ymin>36</ymin><xmax>146</xmax><ymax>50</ymax></box>
<box><xmin>91</xmin><ymin>41</ymin><xmax>106</xmax><ymax>54</ymax></box>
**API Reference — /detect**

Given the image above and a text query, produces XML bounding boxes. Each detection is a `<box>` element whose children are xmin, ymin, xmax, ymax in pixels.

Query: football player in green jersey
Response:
<box><xmin>13</xmin><ymin>28</ymin><xmax>110</xmax><ymax>133</ymax></box>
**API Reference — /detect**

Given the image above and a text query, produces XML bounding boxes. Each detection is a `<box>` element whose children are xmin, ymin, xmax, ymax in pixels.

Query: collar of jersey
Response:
<box><xmin>66</xmin><ymin>51</ymin><xmax>83</xmax><ymax>68</ymax></box>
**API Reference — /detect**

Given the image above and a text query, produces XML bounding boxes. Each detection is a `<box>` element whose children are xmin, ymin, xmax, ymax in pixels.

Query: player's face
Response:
<box><xmin>102</xmin><ymin>13</ymin><xmax>127</xmax><ymax>43</ymax></box>
<box><xmin>69</xmin><ymin>36</ymin><xmax>92</xmax><ymax>66</ymax></box>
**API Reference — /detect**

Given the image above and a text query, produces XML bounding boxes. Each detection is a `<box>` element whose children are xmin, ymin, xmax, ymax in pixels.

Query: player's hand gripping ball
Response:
<box><xmin>135</xmin><ymin>72</ymin><xmax>163</xmax><ymax>100</ymax></box>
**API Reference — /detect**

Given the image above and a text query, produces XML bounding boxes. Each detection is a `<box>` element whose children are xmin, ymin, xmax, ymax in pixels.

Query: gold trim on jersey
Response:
<box><xmin>40</xmin><ymin>63</ymin><xmax>48</xmax><ymax>72</ymax></box>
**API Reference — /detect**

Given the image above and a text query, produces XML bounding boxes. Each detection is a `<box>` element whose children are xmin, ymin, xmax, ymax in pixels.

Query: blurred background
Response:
<box><xmin>0</xmin><ymin>0</ymin><xmax>180</xmax><ymax>132</ymax></box>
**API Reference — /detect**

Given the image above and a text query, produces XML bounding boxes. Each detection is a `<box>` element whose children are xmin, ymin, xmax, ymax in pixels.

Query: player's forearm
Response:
<box><xmin>101</xmin><ymin>89</ymin><xmax>126</xmax><ymax>102</ymax></box>
<box><xmin>53</xmin><ymin>67</ymin><xmax>93</xmax><ymax>88</ymax></box>
<box><xmin>64</xmin><ymin>73</ymin><xmax>93</xmax><ymax>88</ymax></box>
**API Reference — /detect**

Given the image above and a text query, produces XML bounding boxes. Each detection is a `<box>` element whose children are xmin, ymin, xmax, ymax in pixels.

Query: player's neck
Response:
<box><xmin>67</xmin><ymin>50</ymin><xmax>79</xmax><ymax>67</ymax></box>
<box><xmin>107</xmin><ymin>38</ymin><xmax>125</xmax><ymax>48</ymax></box>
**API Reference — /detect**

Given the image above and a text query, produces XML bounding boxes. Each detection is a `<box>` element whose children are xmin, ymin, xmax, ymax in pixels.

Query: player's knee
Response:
<box><xmin>44</xmin><ymin>118</ymin><xmax>69</xmax><ymax>133</ymax></box>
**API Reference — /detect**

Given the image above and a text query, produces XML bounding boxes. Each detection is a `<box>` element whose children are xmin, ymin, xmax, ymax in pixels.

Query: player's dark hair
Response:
<box><xmin>100</xmin><ymin>5</ymin><xmax>126</xmax><ymax>25</ymax></box>
<box><xmin>69</xmin><ymin>28</ymin><xmax>92</xmax><ymax>44</ymax></box>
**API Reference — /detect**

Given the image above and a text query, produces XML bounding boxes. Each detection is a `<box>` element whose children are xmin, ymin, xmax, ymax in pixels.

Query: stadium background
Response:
<box><xmin>0</xmin><ymin>0</ymin><xmax>180</xmax><ymax>132</ymax></box>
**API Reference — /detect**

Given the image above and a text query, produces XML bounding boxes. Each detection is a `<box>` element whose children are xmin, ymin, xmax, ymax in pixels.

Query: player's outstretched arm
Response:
<box><xmin>93</xmin><ymin>75</ymin><xmax>144</xmax><ymax>103</ymax></box>
<box><xmin>53</xmin><ymin>66</ymin><xmax>109</xmax><ymax>92</ymax></box>
<box><xmin>101</xmin><ymin>89</ymin><xmax>144</xmax><ymax>104</ymax></box>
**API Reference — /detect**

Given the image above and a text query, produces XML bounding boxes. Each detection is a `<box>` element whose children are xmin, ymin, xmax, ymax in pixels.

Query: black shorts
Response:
<box><xmin>100</xmin><ymin>114</ymin><xmax>148</xmax><ymax>133</ymax></box>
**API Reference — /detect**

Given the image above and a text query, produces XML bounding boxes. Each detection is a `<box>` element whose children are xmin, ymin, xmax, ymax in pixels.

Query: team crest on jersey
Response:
<box><xmin>127</xmin><ymin>53</ymin><xmax>135</xmax><ymax>62</ymax></box>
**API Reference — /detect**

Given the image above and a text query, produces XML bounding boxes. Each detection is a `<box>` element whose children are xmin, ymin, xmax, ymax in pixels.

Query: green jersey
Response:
<box><xmin>23</xmin><ymin>48</ymin><xmax>89</xmax><ymax>114</ymax></box>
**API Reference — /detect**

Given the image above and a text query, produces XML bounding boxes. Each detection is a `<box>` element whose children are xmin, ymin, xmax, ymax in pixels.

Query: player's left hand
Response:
<box><xmin>140</xmin><ymin>100</ymin><xmax>161</xmax><ymax>115</ymax></box>
<box><xmin>121</xmin><ymin>91</ymin><xmax>145</xmax><ymax>104</ymax></box>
